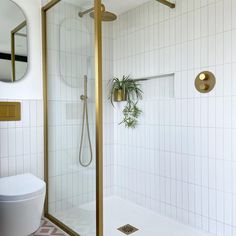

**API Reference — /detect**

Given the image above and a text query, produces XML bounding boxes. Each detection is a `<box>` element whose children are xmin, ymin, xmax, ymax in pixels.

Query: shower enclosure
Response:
<box><xmin>42</xmin><ymin>0</ymin><xmax>103</xmax><ymax>235</ymax></box>
<box><xmin>43</xmin><ymin>0</ymin><xmax>236</xmax><ymax>236</ymax></box>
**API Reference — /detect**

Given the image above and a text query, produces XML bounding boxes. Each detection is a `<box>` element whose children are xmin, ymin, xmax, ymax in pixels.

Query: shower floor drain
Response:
<box><xmin>117</xmin><ymin>224</ymin><xmax>139</xmax><ymax>235</ymax></box>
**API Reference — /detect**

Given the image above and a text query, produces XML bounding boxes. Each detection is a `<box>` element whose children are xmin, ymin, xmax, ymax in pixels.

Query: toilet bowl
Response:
<box><xmin>0</xmin><ymin>173</ymin><xmax>46</xmax><ymax>236</ymax></box>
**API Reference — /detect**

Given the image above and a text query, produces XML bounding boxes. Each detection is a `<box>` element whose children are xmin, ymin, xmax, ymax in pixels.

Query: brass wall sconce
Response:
<box><xmin>195</xmin><ymin>71</ymin><xmax>216</xmax><ymax>93</ymax></box>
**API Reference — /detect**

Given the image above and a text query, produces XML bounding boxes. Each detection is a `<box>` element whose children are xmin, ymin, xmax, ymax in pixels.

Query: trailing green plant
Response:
<box><xmin>108</xmin><ymin>75</ymin><xmax>143</xmax><ymax>128</ymax></box>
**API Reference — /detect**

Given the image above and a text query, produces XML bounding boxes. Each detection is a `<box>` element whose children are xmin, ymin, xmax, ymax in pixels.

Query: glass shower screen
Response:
<box><xmin>44</xmin><ymin>0</ymin><xmax>98</xmax><ymax>235</ymax></box>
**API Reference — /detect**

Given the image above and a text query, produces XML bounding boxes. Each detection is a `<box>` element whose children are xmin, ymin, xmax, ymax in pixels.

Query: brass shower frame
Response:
<box><xmin>41</xmin><ymin>0</ymin><xmax>174</xmax><ymax>235</ymax></box>
<box><xmin>42</xmin><ymin>0</ymin><xmax>103</xmax><ymax>236</ymax></box>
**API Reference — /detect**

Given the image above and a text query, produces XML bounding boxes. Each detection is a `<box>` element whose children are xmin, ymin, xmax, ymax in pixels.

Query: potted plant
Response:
<box><xmin>108</xmin><ymin>76</ymin><xmax>126</xmax><ymax>103</ymax></box>
<box><xmin>108</xmin><ymin>75</ymin><xmax>143</xmax><ymax>128</ymax></box>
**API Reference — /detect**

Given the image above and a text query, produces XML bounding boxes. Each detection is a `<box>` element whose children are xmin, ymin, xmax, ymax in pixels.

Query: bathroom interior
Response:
<box><xmin>0</xmin><ymin>0</ymin><xmax>236</xmax><ymax>236</ymax></box>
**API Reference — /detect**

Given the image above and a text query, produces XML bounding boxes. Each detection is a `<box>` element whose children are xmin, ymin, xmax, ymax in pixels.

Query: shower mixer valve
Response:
<box><xmin>194</xmin><ymin>71</ymin><xmax>216</xmax><ymax>94</ymax></box>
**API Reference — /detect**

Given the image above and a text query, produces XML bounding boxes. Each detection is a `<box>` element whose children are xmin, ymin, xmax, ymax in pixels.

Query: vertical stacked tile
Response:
<box><xmin>113</xmin><ymin>0</ymin><xmax>236</xmax><ymax>235</ymax></box>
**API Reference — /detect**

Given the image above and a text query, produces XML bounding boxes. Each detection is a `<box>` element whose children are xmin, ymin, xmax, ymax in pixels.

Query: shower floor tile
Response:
<box><xmin>32</xmin><ymin>218</ymin><xmax>66</xmax><ymax>236</ymax></box>
<box><xmin>51</xmin><ymin>196</ymin><xmax>213</xmax><ymax>236</ymax></box>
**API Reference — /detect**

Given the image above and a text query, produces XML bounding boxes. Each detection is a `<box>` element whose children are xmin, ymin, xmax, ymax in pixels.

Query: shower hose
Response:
<box><xmin>78</xmin><ymin>75</ymin><xmax>93</xmax><ymax>167</ymax></box>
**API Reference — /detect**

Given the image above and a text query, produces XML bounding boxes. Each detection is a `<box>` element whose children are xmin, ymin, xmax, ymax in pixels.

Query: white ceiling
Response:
<box><xmin>101</xmin><ymin>0</ymin><xmax>151</xmax><ymax>15</ymax></box>
<box><xmin>63</xmin><ymin>0</ymin><xmax>151</xmax><ymax>15</ymax></box>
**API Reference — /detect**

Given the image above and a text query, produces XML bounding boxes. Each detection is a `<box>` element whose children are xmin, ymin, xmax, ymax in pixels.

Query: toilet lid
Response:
<box><xmin>0</xmin><ymin>173</ymin><xmax>46</xmax><ymax>201</ymax></box>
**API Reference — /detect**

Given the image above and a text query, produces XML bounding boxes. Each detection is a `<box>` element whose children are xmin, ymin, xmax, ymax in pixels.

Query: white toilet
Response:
<box><xmin>0</xmin><ymin>173</ymin><xmax>46</xmax><ymax>236</ymax></box>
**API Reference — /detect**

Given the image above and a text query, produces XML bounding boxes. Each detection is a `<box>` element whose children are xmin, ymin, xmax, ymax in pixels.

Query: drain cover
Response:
<box><xmin>117</xmin><ymin>224</ymin><xmax>139</xmax><ymax>235</ymax></box>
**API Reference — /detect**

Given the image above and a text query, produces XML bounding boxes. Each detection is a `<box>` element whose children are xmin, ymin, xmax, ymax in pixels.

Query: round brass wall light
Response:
<box><xmin>195</xmin><ymin>71</ymin><xmax>216</xmax><ymax>93</ymax></box>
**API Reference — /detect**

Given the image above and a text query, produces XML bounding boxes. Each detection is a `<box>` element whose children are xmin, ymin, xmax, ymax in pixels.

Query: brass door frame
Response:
<box><xmin>41</xmin><ymin>0</ymin><xmax>103</xmax><ymax>236</ymax></box>
<box><xmin>94</xmin><ymin>1</ymin><xmax>103</xmax><ymax>235</ymax></box>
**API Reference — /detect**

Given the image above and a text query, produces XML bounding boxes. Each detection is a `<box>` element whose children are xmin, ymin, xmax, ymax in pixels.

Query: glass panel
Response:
<box><xmin>46</xmin><ymin>1</ymin><xmax>96</xmax><ymax>235</ymax></box>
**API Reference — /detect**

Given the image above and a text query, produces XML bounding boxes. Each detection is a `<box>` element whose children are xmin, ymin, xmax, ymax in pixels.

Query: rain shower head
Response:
<box><xmin>89</xmin><ymin>11</ymin><xmax>117</xmax><ymax>22</ymax></box>
<box><xmin>78</xmin><ymin>4</ymin><xmax>117</xmax><ymax>22</ymax></box>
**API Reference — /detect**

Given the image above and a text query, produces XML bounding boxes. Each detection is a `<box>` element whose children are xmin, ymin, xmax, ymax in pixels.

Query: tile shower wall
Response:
<box><xmin>113</xmin><ymin>0</ymin><xmax>236</xmax><ymax>235</ymax></box>
<box><xmin>103</xmin><ymin>23</ymin><xmax>115</xmax><ymax>197</ymax></box>
<box><xmin>0</xmin><ymin>100</ymin><xmax>44</xmax><ymax>179</ymax></box>
<box><xmin>46</xmin><ymin>1</ymin><xmax>114</xmax><ymax>213</ymax></box>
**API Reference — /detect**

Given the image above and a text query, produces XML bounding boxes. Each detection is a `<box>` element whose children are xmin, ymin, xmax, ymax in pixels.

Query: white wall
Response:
<box><xmin>0</xmin><ymin>0</ymin><xmax>43</xmax><ymax>100</ymax></box>
<box><xmin>113</xmin><ymin>0</ymin><xmax>236</xmax><ymax>236</ymax></box>
<box><xmin>0</xmin><ymin>0</ymin><xmax>44</xmax><ymax>180</ymax></box>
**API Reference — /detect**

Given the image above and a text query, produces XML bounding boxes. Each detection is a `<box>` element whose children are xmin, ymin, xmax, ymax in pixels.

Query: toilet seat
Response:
<box><xmin>0</xmin><ymin>173</ymin><xmax>45</xmax><ymax>201</ymax></box>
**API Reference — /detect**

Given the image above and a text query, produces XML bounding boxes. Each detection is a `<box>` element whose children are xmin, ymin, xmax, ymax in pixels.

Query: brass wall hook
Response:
<box><xmin>195</xmin><ymin>71</ymin><xmax>216</xmax><ymax>93</ymax></box>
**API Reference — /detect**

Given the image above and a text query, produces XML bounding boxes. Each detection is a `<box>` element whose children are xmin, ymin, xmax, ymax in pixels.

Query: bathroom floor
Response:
<box><xmin>52</xmin><ymin>197</ymin><xmax>211</xmax><ymax>236</ymax></box>
<box><xmin>32</xmin><ymin>219</ymin><xmax>66</xmax><ymax>236</ymax></box>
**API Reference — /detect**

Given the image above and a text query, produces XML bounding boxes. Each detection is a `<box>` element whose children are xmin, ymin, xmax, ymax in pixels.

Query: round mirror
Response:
<box><xmin>0</xmin><ymin>0</ymin><xmax>28</xmax><ymax>83</ymax></box>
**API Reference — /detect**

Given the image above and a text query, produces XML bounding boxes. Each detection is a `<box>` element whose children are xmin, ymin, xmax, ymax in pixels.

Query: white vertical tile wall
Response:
<box><xmin>0</xmin><ymin>99</ymin><xmax>44</xmax><ymax>179</ymax></box>
<box><xmin>112</xmin><ymin>0</ymin><xmax>236</xmax><ymax>235</ymax></box>
<box><xmin>103</xmin><ymin>22</ymin><xmax>115</xmax><ymax>197</ymax></box>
